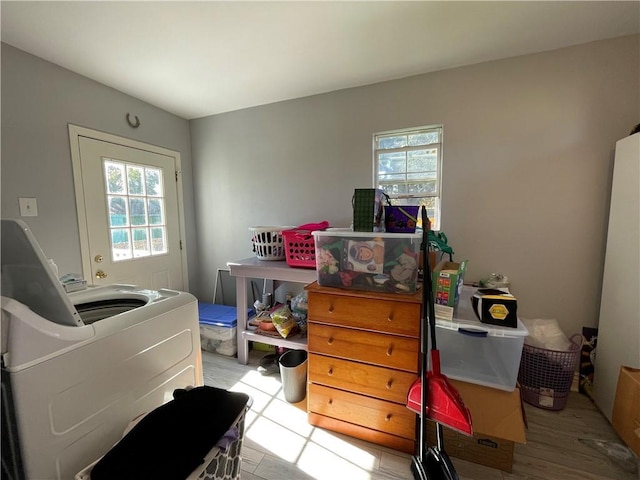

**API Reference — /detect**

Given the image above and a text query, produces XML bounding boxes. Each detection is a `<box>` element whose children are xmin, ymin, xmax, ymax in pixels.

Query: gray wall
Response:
<box><xmin>1</xmin><ymin>43</ymin><xmax>198</xmax><ymax>290</ymax></box>
<box><xmin>190</xmin><ymin>35</ymin><xmax>639</xmax><ymax>338</ymax></box>
<box><xmin>2</xmin><ymin>36</ymin><xmax>638</xmax><ymax>338</ymax></box>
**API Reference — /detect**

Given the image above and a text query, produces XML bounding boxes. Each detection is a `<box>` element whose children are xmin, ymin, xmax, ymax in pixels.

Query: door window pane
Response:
<box><xmin>148</xmin><ymin>198</ymin><xmax>164</xmax><ymax>225</ymax></box>
<box><xmin>108</xmin><ymin>196</ymin><xmax>129</xmax><ymax>227</ymax></box>
<box><xmin>151</xmin><ymin>227</ymin><xmax>167</xmax><ymax>254</ymax></box>
<box><xmin>111</xmin><ymin>228</ymin><xmax>132</xmax><ymax>261</ymax></box>
<box><xmin>129</xmin><ymin>198</ymin><xmax>147</xmax><ymax>226</ymax></box>
<box><xmin>146</xmin><ymin>168</ymin><xmax>163</xmax><ymax>197</ymax></box>
<box><xmin>104</xmin><ymin>161</ymin><xmax>126</xmax><ymax>194</ymax></box>
<box><xmin>133</xmin><ymin>228</ymin><xmax>150</xmax><ymax>258</ymax></box>
<box><xmin>127</xmin><ymin>165</ymin><xmax>145</xmax><ymax>195</ymax></box>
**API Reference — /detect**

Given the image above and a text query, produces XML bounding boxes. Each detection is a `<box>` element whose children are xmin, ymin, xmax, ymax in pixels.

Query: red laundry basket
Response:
<box><xmin>282</xmin><ymin>222</ymin><xmax>329</xmax><ymax>268</ymax></box>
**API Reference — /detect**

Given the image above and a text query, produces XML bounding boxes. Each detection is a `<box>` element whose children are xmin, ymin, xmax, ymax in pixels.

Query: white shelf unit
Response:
<box><xmin>228</xmin><ymin>257</ymin><xmax>317</xmax><ymax>364</ymax></box>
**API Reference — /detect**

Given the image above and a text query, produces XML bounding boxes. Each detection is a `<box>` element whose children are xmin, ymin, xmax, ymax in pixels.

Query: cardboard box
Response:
<box><xmin>612</xmin><ymin>366</ymin><xmax>640</xmax><ymax>456</ymax></box>
<box><xmin>426</xmin><ymin>379</ymin><xmax>526</xmax><ymax>472</ymax></box>
<box><xmin>432</xmin><ymin>260</ymin><xmax>467</xmax><ymax>320</ymax></box>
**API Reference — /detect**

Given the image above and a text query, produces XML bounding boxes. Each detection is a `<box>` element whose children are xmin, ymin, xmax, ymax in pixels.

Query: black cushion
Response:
<box><xmin>91</xmin><ymin>386</ymin><xmax>249</xmax><ymax>480</ymax></box>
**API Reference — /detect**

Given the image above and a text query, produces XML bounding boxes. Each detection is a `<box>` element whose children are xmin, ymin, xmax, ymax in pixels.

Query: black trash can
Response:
<box><xmin>278</xmin><ymin>350</ymin><xmax>308</xmax><ymax>403</ymax></box>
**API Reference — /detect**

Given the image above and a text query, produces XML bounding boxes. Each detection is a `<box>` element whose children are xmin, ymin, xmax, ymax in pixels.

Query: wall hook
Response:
<box><xmin>126</xmin><ymin>113</ymin><xmax>141</xmax><ymax>128</ymax></box>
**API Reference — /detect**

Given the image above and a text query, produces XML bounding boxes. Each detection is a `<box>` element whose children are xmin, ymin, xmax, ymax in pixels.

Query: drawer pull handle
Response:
<box><xmin>386</xmin><ymin>346</ymin><xmax>393</xmax><ymax>356</ymax></box>
<box><xmin>385</xmin><ymin>414</ymin><xmax>392</xmax><ymax>422</ymax></box>
<box><xmin>328</xmin><ymin>368</ymin><xmax>333</xmax><ymax>376</ymax></box>
<box><xmin>328</xmin><ymin>306</ymin><xmax>334</xmax><ymax>313</ymax></box>
<box><xmin>387</xmin><ymin>313</ymin><xmax>394</xmax><ymax>321</ymax></box>
<box><xmin>386</xmin><ymin>380</ymin><xmax>393</xmax><ymax>389</ymax></box>
<box><xmin>328</xmin><ymin>399</ymin><xmax>333</xmax><ymax>405</ymax></box>
<box><xmin>327</xmin><ymin>337</ymin><xmax>334</xmax><ymax>345</ymax></box>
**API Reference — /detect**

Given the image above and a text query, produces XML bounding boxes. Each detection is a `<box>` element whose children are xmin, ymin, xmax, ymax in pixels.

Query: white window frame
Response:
<box><xmin>373</xmin><ymin>125</ymin><xmax>443</xmax><ymax>230</ymax></box>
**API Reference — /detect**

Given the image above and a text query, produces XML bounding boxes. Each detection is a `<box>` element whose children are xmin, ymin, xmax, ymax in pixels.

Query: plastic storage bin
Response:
<box><xmin>518</xmin><ymin>334</ymin><xmax>582</xmax><ymax>410</ymax></box>
<box><xmin>313</xmin><ymin>230</ymin><xmax>421</xmax><ymax>294</ymax></box>
<box><xmin>198</xmin><ymin>302</ymin><xmax>239</xmax><ymax>356</ymax></box>
<box><xmin>434</xmin><ymin>287</ymin><xmax>529</xmax><ymax>391</ymax></box>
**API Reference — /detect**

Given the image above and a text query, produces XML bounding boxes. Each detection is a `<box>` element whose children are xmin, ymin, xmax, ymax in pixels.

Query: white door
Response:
<box><xmin>70</xmin><ymin>127</ymin><xmax>187</xmax><ymax>290</ymax></box>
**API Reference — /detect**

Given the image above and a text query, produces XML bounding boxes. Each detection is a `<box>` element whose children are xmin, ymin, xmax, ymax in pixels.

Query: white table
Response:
<box><xmin>227</xmin><ymin>257</ymin><xmax>317</xmax><ymax>364</ymax></box>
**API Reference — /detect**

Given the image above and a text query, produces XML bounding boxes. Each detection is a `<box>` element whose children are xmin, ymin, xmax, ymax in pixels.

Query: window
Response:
<box><xmin>374</xmin><ymin>125</ymin><xmax>443</xmax><ymax>230</ymax></box>
<box><xmin>103</xmin><ymin>159</ymin><xmax>168</xmax><ymax>261</ymax></box>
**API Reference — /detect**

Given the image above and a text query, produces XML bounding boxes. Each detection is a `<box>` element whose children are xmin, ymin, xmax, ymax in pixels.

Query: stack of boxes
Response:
<box><xmin>429</xmin><ymin>262</ymin><xmax>529</xmax><ymax>472</ymax></box>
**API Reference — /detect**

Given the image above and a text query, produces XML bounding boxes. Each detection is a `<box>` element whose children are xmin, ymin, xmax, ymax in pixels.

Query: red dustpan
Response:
<box><xmin>407</xmin><ymin>349</ymin><xmax>473</xmax><ymax>435</ymax></box>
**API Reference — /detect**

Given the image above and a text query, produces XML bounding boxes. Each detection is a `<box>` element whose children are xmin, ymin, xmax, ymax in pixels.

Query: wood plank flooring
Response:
<box><xmin>201</xmin><ymin>350</ymin><xmax>638</xmax><ymax>480</ymax></box>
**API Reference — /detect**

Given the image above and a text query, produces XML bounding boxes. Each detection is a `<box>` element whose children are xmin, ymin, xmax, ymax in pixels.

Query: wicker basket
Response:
<box><xmin>518</xmin><ymin>334</ymin><xmax>582</xmax><ymax>411</ymax></box>
<box><xmin>250</xmin><ymin>226</ymin><xmax>293</xmax><ymax>261</ymax></box>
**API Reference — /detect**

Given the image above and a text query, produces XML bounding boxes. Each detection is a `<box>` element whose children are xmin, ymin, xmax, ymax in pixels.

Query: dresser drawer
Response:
<box><xmin>308</xmin><ymin>323</ymin><xmax>419</xmax><ymax>372</ymax></box>
<box><xmin>308</xmin><ymin>383</ymin><xmax>416</xmax><ymax>440</ymax></box>
<box><xmin>308</xmin><ymin>291</ymin><xmax>420</xmax><ymax>337</ymax></box>
<box><xmin>309</xmin><ymin>353</ymin><xmax>418</xmax><ymax>404</ymax></box>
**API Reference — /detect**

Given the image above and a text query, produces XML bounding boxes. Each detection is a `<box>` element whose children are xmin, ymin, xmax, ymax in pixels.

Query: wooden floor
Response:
<box><xmin>202</xmin><ymin>350</ymin><xmax>639</xmax><ymax>480</ymax></box>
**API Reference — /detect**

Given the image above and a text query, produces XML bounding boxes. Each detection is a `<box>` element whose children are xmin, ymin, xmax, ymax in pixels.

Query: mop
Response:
<box><xmin>406</xmin><ymin>206</ymin><xmax>473</xmax><ymax>480</ymax></box>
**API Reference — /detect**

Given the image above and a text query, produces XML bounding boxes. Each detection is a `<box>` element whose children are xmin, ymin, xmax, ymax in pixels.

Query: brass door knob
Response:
<box><xmin>95</xmin><ymin>270</ymin><xmax>107</xmax><ymax>279</ymax></box>
<box><xmin>94</xmin><ymin>255</ymin><xmax>104</xmax><ymax>263</ymax></box>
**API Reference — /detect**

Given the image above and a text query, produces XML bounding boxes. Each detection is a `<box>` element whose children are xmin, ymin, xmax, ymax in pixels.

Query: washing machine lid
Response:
<box><xmin>0</xmin><ymin>219</ymin><xmax>83</xmax><ymax>327</ymax></box>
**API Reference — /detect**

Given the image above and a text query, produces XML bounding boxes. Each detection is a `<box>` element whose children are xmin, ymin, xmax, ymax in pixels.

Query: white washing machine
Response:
<box><xmin>1</xmin><ymin>220</ymin><xmax>203</xmax><ymax>480</ymax></box>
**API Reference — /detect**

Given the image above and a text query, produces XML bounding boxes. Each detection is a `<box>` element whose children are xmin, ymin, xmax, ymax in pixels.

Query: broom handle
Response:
<box><xmin>421</xmin><ymin>208</ymin><xmax>438</xmax><ymax>352</ymax></box>
<box><xmin>417</xmin><ymin>206</ymin><xmax>429</xmax><ymax>465</ymax></box>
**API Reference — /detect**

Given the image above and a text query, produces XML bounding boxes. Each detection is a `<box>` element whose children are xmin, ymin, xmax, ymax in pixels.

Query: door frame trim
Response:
<box><xmin>68</xmin><ymin>124</ymin><xmax>189</xmax><ymax>290</ymax></box>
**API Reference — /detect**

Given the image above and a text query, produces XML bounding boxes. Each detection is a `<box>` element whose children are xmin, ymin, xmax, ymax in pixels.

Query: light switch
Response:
<box><xmin>19</xmin><ymin>197</ymin><xmax>38</xmax><ymax>217</ymax></box>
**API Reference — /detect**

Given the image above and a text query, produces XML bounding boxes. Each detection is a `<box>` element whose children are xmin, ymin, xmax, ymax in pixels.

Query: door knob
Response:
<box><xmin>94</xmin><ymin>255</ymin><xmax>104</xmax><ymax>263</ymax></box>
<box><xmin>95</xmin><ymin>270</ymin><xmax>107</xmax><ymax>279</ymax></box>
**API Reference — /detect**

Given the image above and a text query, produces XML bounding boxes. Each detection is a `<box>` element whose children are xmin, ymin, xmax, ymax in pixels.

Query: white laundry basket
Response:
<box><xmin>250</xmin><ymin>226</ymin><xmax>293</xmax><ymax>260</ymax></box>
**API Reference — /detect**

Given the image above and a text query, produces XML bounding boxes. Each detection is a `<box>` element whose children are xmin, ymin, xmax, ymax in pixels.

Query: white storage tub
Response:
<box><xmin>434</xmin><ymin>286</ymin><xmax>529</xmax><ymax>391</ymax></box>
<box><xmin>198</xmin><ymin>302</ymin><xmax>239</xmax><ymax>356</ymax></box>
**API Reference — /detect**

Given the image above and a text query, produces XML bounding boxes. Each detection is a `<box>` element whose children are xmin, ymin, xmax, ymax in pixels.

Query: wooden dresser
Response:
<box><xmin>305</xmin><ymin>282</ymin><xmax>421</xmax><ymax>454</ymax></box>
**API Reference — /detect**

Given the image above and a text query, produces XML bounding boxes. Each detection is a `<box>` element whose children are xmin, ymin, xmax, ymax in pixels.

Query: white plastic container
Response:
<box><xmin>434</xmin><ymin>286</ymin><xmax>529</xmax><ymax>391</ymax></box>
<box><xmin>200</xmin><ymin>325</ymin><xmax>238</xmax><ymax>357</ymax></box>
<box><xmin>198</xmin><ymin>302</ymin><xmax>238</xmax><ymax>357</ymax></box>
